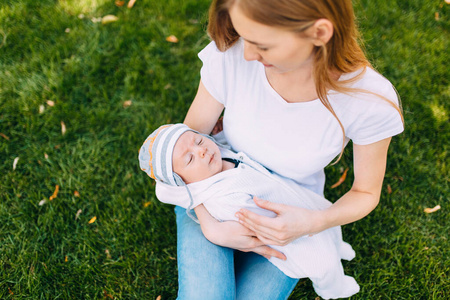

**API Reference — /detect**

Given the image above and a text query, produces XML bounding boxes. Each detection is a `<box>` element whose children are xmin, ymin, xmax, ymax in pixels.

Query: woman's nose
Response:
<box><xmin>243</xmin><ymin>41</ymin><xmax>261</xmax><ymax>62</ymax></box>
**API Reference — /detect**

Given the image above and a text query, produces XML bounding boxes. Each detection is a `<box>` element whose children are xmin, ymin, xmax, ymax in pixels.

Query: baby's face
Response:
<box><xmin>172</xmin><ymin>131</ymin><xmax>223</xmax><ymax>184</ymax></box>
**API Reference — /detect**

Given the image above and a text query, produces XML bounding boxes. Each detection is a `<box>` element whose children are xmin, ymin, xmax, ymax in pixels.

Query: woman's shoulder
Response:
<box><xmin>198</xmin><ymin>39</ymin><xmax>244</xmax><ymax>63</ymax></box>
<box><xmin>340</xmin><ymin>67</ymin><xmax>398</xmax><ymax>103</ymax></box>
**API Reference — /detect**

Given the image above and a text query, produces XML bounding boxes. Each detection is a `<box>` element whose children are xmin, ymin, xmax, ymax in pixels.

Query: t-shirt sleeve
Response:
<box><xmin>198</xmin><ymin>41</ymin><xmax>229</xmax><ymax>105</ymax></box>
<box><xmin>347</xmin><ymin>85</ymin><xmax>404</xmax><ymax>145</ymax></box>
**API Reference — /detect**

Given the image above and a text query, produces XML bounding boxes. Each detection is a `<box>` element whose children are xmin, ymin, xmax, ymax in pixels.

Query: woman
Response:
<box><xmin>170</xmin><ymin>0</ymin><xmax>404</xmax><ymax>298</ymax></box>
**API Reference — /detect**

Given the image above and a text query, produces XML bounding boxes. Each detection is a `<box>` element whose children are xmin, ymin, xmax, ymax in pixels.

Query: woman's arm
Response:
<box><xmin>235</xmin><ymin>137</ymin><xmax>392</xmax><ymax>246</ymax></box>
<box><xmin>184</xmin><ymin>80</ymin><xmax>224</xmax><ymax>134</ymax></box>
<box><xmin>185</xmin><ymin>80</ymin><xmax>287</xmax><ymax>260</ymax></box>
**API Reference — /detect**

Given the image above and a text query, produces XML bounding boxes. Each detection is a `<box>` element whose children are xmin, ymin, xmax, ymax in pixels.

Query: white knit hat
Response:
<box><xmin>139</xmin><ymin>123</ymin><xmax>191</xmax><ymax>186</ymax></box>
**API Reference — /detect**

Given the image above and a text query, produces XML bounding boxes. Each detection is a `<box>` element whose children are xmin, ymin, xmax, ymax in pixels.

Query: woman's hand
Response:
<box><xmin>204</xmin><ymin>220</ymin><xmax>287</xmax><ymax>260</ymax></box>
<box><xmin>235</xmin><ymin>197</ymin><xmax>325</xmax><ymax>246</ymax></box>
<box><xmin>195</xmin><ymin>204</ymin><xmax>286</xmax><ymax>260</ymax></box>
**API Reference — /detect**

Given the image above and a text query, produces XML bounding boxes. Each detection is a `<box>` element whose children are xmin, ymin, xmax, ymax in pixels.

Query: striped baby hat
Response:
<box><xmin>139</xmin><ymin>123</ymin><xmax>191</xmax><ymax>186</ymax></box>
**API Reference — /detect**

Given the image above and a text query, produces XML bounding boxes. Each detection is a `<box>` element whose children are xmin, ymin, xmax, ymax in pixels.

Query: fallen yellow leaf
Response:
<box><xmin>46</xmin><ymin>100</ymin><xmax>55</xmax><ymax>106</ymax></box>
<box><xmin>75</xmin><ymin>209</ymin><xmax>82</xmax><ymax>220</ymax></box>
<box><xmin>74</xmin><ymin>191</ymin><xmax>80</xmax><ymax>197</ymax></box>
<box><xmin>39</xmin><ymin>105</ymin><xmax>45</xmax><ymax>114</ymax></box>
<box><xmin>65</xmin><ymin>256</ymin><xmax>68</xmax><ymax>262</ymax></box>
<box><xmin>128</xmin><ymin>0</ymin><xmax>137</xmax><ymax>8</ymax></box>
<box><xmin>424</xmin><ymin>205</ymin><xmax>441</xmax><ymax>214</ymax></box>
<box><xmin>61</xmin><ymin>121</ymin><xmax>66</xmax><ymax>135</ymax></box>
<box><xmin>156</xmin><ymin>296</ymin><xmax>161</xmax><ymax>300</ymax></box>
<box><xmin>105</xmin><ymin>249</ymin><xmax>112</xmax><ymax>259</ymax></box>
<box><xmin>44</xmin><ymin>153</ymin><xmax>49</xmax><ymax>159</ymax></box>
<box><xmin>49</xmin><ymin>185</ymin><xmax>59</xmax><ymax>201</ymax></box>
<box><xmin>0</xmin><ymin>133</ymin><xmax>9</xmax><ymax>140</ymax></box>
<box><xmin>166</xmin><ymin>35</ymin><xmax>179</xmax><ymax>43</ymax></box>
<box><xmin>144</xmin><ymin>202</ymin><xmax>151</xmax><ymax>208</ymax></box>
<box><xmin>123</xmin><ymin>100</ymin><xmax>132</xmax><ymax>108</ymax></box>
<box><xmin>331</xmin><ymin>168</ymin><xmax>349</xmax><ymax>188</ymax></box>
<box><xmin>88</xmin><ymin>216</ymin><xmax>97</xmax><ymax>224</ymax></box>
<box><xmin>102</xmin><ymin>15</ymin><xmax>119</xmax><ymax>24</ymax></box>
<box><xmin>435</xmin><ymin>12</ymin><xmax>439</xmax><ymax>20</ymax></box>
<box><xmin>115</xmin><ymin>0</ymin><xmax>125</xmax><ymax>6</ymax></box>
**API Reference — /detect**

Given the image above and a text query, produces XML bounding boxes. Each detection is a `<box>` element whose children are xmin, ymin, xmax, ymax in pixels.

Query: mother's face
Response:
<box><xmin>228</xmin><ymin>4</ymin><xmax>317</xmax><ymax>75</ymax></box>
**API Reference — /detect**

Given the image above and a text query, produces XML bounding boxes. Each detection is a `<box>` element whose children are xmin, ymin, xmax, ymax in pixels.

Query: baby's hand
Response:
<box><xmin>211</xmin><ymin>117</ymin><xmax>223</xmax><ymax>135</ymax></box>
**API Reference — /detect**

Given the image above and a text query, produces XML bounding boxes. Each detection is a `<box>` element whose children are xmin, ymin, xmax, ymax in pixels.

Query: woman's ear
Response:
<box><xmin>311</xmin><ymin>19</ymin><xmax>334</xmax><ymax>46</ymax></box>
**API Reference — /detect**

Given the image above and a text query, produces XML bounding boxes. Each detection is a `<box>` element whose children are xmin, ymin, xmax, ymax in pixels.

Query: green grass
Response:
<box><xmin>0</xmin><ymin>0</ymin><xmax>448</xmax><ymax>298</ymax></box>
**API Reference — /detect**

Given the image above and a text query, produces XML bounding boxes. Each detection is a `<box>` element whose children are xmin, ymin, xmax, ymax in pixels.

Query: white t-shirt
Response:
<box><xmin>199</xmin><ymin>39</ymin><xmax>404</xmax><ymax>195</ymax></box>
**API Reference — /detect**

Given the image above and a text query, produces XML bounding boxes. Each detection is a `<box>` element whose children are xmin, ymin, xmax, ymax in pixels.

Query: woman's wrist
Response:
<box><xmin>311</xmin><ymin>208</ymin><xmax>336</xmax><ymax>234</ymax></box>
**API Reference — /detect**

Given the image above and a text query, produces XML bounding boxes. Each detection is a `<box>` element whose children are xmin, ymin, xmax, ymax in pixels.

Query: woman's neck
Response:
<box><xmin>266</xmin><ymin>66</ymin><xmax>318</xmax><ymax>103</ymax></box>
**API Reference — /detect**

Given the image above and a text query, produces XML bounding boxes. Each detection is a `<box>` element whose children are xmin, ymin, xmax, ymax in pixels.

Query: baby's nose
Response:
<box><xmin>199</xmin><ymin>146</ymin><xmax>207</xmax><ymax>158</ymax></box>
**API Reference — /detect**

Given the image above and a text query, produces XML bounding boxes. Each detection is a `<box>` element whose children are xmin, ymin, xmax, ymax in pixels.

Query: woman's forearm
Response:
<box><xmin>317</xmin><ymin>188</ymin><xmax>381</xmax><ymax>233</ymax></box>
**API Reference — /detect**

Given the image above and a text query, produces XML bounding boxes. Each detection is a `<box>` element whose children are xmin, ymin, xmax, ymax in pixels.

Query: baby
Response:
<box><xmin>139</xmin><ymin>123</ymin><xmax>359</xmax><ymax>299</ymax></box>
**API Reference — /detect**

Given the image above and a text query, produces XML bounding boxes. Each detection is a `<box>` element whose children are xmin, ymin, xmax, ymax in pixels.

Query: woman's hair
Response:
<box><xmin>207</xmin><ymin>0</ymin><xmax>403</xmax><ymax>162</ymax></box>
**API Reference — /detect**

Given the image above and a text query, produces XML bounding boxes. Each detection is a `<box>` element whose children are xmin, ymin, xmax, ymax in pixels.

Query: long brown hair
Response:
<box><xmin>207</xmin><ymin>0</ymin><xmax>403</xmax><ymax>162</ymax></box>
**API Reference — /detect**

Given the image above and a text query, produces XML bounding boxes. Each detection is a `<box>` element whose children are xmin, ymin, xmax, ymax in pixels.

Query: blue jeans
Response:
<box><xmin>175</xmin><ymin>206</ymin><xmax>299</xmax><ymax>299</ymax></box>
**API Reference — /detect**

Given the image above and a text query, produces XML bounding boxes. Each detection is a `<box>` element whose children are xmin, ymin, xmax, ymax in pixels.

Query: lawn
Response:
<box><xmin>0</xmin><ymin>0</ymin><xmax>448</xmax><ymax>299</ymax></box>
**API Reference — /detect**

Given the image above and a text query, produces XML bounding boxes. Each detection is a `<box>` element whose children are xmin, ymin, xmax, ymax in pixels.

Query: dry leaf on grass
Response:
<box><xmin>104</xmin><ymin>290</ymin><xmax>114</xmax><ymax>299</ymax></box>
<box><xmin>75</xmin><ymin>209</ymin><xmax>82</xmax><ymax>220</ymax></box>
<box><xmin>435</xmin><ymin>12</ymin><xmax>439</xmax><ymax>20</ymax></box>
<box><xmin>61</xmin><ymin>121</ymin><xmax>66</xmax><ymax>135</ymax></box>
<box><xmin>39</xmin><ymin>105</ymin><xmax>45</xmax><ymax>114</ymax></box>
<box><xmin>39</xmin><ymin>199</ymin><xmax>47</xmax><ymax>206</ymax></box>
<box><xmin>105</xmin><ymin>249</ymin><xmax>112</xmax><ymax>259</ymax></box>
<box><xmin>49</xmin><ymin>185</ymin><xmax>59</xmax><ymax>201</ymax></box>
<box><xmin>387</xmin><ymin>184</ymin><xmax>392</xmax><ymax>194</ymax></box>
<box><xmin>128</xmin><ymin>0</ymin><xmax>137</xmax><ymax>8</ymax></box>
<box><xmin>74</xmin><ymin>191</ymin><xmax>80</xmax><ymax>197</ymax></box>
<box><xmin>88</xmin><ymin>216</ymin><xmax>97</xmax><ymax>224</ymax></box>
<box><xmin>123</xmin><ymin>100</ymin><xmax>132</xmax><ymax>108</ymax></box>
<box><xmin>156</xmin><ymin>296</ymin><xmax>162</xmax><ymax>300</ymax></box>
<box><xmin>424</xmin><ymin>205</ymin><xmax>441</xmax><ymax>213</ymax></box>
<box><xmin>44</xmin><ymin>153</ymin><xmax>49</xmax><ymax>159</ymax></box>
<box><xmin>0</xmin><ymin>133</ymin><xmax>9</xmax><ymax>140</ymax></box>
<box><xmin>331</xmin><ymin>168</ymin><xmax>349</xmax><ymax>188</ymax></box>
<box><xmin>446</xmin><ymin>0</ymin><xmax>450</xmax><ymax>4</ymax></box>
<box><xmin>46</xmin><ymin>100</ymin><xmax>55</xmax><ymax>106</ymax></box>
<box><xmin>115</xmin><ymin>0</ymin><xmax>125</xmax><ymax>6</ymax></box>
<box><xmin>65</xmin><ymin>28</ymin><xmax>70</xmax><ymax>33</ymax></box>
<box><xmin>102</xmin><ymin>15</ymin><xmax>119</xmax><ymax>24</ymax></box>
<box><xmin>166</xmin><ymin>35</ymin><xmax>179</xmax><ymax>43</ymax></box>
<box><xmin>65</xmin><ymin>256</ymin><xmax>68</xmax><ymax>262</ymax></box>
<box><xmin>144</xmin><ymin>202</ymin><xmax>151</xmax><ymax>208</ymax></box>
<box><xmin>13</xmin><ymin>157</ymin><xmax>19</xmax><ymax>170</ymax></box>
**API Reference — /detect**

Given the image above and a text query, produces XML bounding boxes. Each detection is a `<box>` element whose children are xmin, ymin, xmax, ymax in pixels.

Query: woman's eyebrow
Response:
<box><xmin>242</xmin><ymin>38</ymin><xmax>267</xmax><ymax>46</ymax></box>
